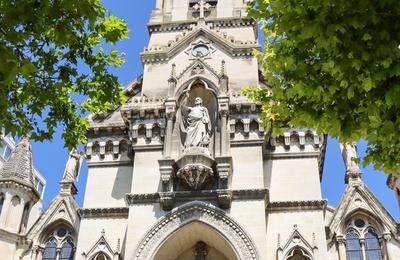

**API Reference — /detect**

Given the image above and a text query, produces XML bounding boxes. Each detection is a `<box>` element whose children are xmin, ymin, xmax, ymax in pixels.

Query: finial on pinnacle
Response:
<box><xmin>220</xmin><ymin>60</ymin><xmax>226</xmax><ymax>75</ymax></box>
<box><xmin>170</xmin><ymin>63</ymin><xmax>176</xmax><ymax>79</ymax></box>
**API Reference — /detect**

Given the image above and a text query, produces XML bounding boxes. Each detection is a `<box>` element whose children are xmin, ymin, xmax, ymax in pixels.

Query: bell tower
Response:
<box><xmin>82</xmin><ymin>1</ymin><xmax>330</xmax><ymax>259</ymax></box>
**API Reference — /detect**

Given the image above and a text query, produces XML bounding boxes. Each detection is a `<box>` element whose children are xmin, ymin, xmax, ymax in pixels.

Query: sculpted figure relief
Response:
<box><xmin>63</xmin><ymin>149</ymin><xmax>84</xmax><ymax>182</ymax></box>
<box><xmin>181</xmin><ymin>96</ymin><xmax>211</xmax><ymax>149</ymax></box>
<box><xmin>339</xmin><ymin>142</ymin><xmax>361</xmax><ymax>172</ymax></box>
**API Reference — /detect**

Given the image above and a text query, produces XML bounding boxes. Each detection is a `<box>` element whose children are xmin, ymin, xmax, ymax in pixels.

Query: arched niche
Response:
<box><xmin>133</xmin><ymin>201</ymin><xmax>259</xmax><ymax>260</ymax></box>
<box><xmin>174</xmin><ymin>78</ymin><xmax>219</xmax><ymax>156</ymax></box>
<box><xmin>154</xmin><ymin>222</ymin><xmax>236</xmax><ymax>260</ymax></box>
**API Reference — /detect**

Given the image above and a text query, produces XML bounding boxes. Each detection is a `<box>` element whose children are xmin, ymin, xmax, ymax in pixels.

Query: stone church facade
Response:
<box><xmin>0</xmin><ymin>1</ymin><xmax>400</xmax><ymax>260</ymax></box>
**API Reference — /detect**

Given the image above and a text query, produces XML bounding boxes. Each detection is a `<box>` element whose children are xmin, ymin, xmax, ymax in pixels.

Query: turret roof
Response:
<box><xmin>0</xmin><ymin>137</ymin><xmax>34</xmax><ymax>185</ymax></box>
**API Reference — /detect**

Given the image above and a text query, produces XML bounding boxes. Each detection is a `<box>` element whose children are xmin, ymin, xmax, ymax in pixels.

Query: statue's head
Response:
<box><xmin>195</xmin><ymin>97</ymin><xmax>203</xmax><ymax>106</ymax></box>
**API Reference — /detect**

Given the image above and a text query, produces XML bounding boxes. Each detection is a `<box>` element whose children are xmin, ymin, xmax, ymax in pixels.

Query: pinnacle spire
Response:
<box><xmin>0</xmin><ymin>137</ymin><xmax>34</xmax><ymax>185</ymax></box>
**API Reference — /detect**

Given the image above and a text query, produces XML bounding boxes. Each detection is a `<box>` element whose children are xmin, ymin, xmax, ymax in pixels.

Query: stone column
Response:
<box><xmin>360</xmin><ymin>238</ymin><xmax>367</xmax><ymax>260</ymax></box>
<box><xmin>36</xmin><ymin>248</ymin><xmax>43</xmax><ymax>260</ymax></box>
<box><xmin>164</xmin><ymin>0</ymin><xmax>173</xmax><ymax>20</ymax></box>
<box><xmin>220</xmin><ymin>110</ymin><xmax>228</xmax><ymax>156</ymax></box>
<box><xmin>156</xmin><ymin>0</ymin><xmax>164</xmax><ymax>9</ymax></box>
<box><xmin>336</xmin><ymin>236</ymin><xmax>347</xmax><ymax>260</ymax></box>
<box><xmin>382</xmin><ymin>234</ymin><xmax>394</xmax><ymax>260</ymax></box>
<box><xmin>0</xmin><ymin>191</ymin><xmax>12</xmax><ymax>227</ymax></box>
<box><xmin>31</xmin><ymin>246</ymin><xmax>38</xmax><ymax>260</ymax></box>
<box><xmin>56</xmin><ymin>247</ymin><xmax>61</xmax><ymax>260</ymax></box>
<box><xmin>218</xmin><ymin>95</ymin><xmax>230</xmax><ymax>156</ymax></box>
<box><xmin>164</xmin><ymin>99</ymin><xmax>176</xmax><ymax>158</ymax></box>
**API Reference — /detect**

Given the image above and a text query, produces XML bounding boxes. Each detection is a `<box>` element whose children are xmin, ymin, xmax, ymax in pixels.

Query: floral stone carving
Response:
<box><xmin>176</xmin><ymin>148</ymin><xmax>215</xmax><ymax>190</ymax></box>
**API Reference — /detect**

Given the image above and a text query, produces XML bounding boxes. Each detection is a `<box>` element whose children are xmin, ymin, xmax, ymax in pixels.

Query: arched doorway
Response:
<box><xmin>133</xmin><ymin>201</ymin><xmax>258</xmax><ymax>260</ymax></box>
<box><xmin>154</xmin><ymin>221</ymin><xmax>236</xmax><ymax>260</ymax></box>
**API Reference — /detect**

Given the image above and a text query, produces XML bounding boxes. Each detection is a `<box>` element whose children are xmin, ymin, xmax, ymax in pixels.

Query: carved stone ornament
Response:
<box><xmin>176</xmin><ymin>164</ymin><xmax>213</xmax><ymax>190</ymax></box>
<box><xmin>176</xmin><ymin>150</ymin><xmax>215</xmax><ymax>190</ymax></box>
<box><xmin>133</xmin><ymin>201</ymin><xmax>259</xmax><ymax>260</ymax></box>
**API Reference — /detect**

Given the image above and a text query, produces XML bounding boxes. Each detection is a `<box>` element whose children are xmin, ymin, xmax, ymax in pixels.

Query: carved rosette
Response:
<box><xmin>176</xmin><ymin>164</ymin><xmax>213</xmax><ymax>190</ymax></box>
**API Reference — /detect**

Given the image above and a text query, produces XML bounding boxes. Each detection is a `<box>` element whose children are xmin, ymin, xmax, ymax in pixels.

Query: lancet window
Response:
<box><xmin>19</xmin><ymin>202</ymin><xmax>30</xmax><ymax>233</ymax></box>
<box><xmin>41</xmin><ymin>227</ymin><xmax>75</xmax><ymax>260</ymax></box>
<box><xmin>0</xmin><ymin>192</ymin><xmax>4</xmax><ymax>216</ymax></box>
<box><xmin>345</xmin><ymin>218</ymin><xmax>382</xmax><ymax>260</ymax></box>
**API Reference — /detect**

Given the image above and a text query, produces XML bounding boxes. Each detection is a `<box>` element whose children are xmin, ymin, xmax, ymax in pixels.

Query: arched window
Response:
<box><xmin>60</xmin><ymin>238</ymin><xmax>74</xmax><ymax>260</ymax></box>
<box><xmin>43</xmin><ymin>239</ymin><xmax>57</xmax><ymax>260</ymax></box>
<box><xmin>41</xmin><ymin>227</ymin><xmax>75</xmax><ymax>260</ymax></box>
<box><xmin>344</xmin><ymin>217</ymin><xmax>383</xmax><ymax>260</ymax></box>
<box><xmin>365</xmin><ymin>229</ymin><xmax>382</xmax><ymax>260</ymax></box>
<box><xmin>346</xmin><ymin>230</ymin><xmax>363</xmax><ymax>260</ymax></box>
<box><xmin>0</xmin><ymin>193</ymin><xmax>4</xmax><ymax>216</ymax></box>
<box><xmin>19</xmin><ymin>202</ymin><xmax>30</xmax><ymax>233</ymax></box>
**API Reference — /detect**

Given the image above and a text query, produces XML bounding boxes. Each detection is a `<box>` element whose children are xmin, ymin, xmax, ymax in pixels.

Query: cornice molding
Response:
<box><xmin>141</xmin><ymin>26</ymin><xmax>259</xmax><ymax>64</ymax></box>
<box><xmin>267</xmin><ymin>200</ymin><xmax>327</xmax><ymax>211</ymax></box>
<box><xmin>125</xmin><ymin>188</ymin><xmax>269</xmax><ymax>205</ymax></box>
<box><xmin>0</xmin><ymin>177</ymin><xmax>40</xmax><ymax>202</ymax></box>
<box><xmin>148</xmin><ymin>17</ymin><xmax>256</xmax><ymax>33</ymax></box>
<box><xmin>78</xmin><ymin>207</ymin><xmax>129</xmax><ymax>219</ymax></box>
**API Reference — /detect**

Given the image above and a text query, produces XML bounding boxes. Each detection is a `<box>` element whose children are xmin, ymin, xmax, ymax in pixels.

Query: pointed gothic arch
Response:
<box><xmin>154</xmin><ymin>221</ymin><xmax>236</xmax><ymax>260</ymax></box>
<box><xmin>278</xmin><ymin>226</ymin><xmax>316</xmax><ymax>260</ymax></box>
<box><xmin>175</xmin><ymin>75</ymin><xmax>220</xmax><ymax>101</ymax></box>
<box><xmin>133</xmin><ymin>201</ymin><xmax>259</xmax><ymax>260</ymax></box>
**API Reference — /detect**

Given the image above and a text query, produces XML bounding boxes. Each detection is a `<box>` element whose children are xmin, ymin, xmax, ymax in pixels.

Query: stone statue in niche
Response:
<box><xmin>62</xmin><ymin>149</ymin><xmax>84</xmax><ymax>182</ymax></box>
<box><xmin>181</xmin><ymin>96</ymin><xmax>211</xmax><ymax>150</ymax></box>
<box><xmin>339</xmin><ymin>142</ymin><xmax>361</xmax><ymax>173</ymax></box>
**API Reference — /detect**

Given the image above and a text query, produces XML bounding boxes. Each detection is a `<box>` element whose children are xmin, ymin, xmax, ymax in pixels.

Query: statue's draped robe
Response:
<box><xmin>184</xmin><ymin>106</ymin><xmax>210</xmax><ymax>148</ymax></box>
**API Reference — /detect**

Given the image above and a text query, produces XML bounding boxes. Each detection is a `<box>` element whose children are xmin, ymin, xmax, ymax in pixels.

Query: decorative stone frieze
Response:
<box><xmin>122</xmin><ymin>96</ymin><xmax>165</xmax><ymax>119</ymax></box>
<box><xmin>133</xmin><ymin>201</ymin><xmax>259</xmax><ymax>260</ymax></box>
<box><xmin>148</xmin><ymin>18</ymin><xmax>256</xmax><ymax>34</ymax></box>
<box><xmin>85</xmin><ymin>137</ymin><xmax>132</xmax><ymax>163</ymax></box>
<box><xmin>78</xmin><ymin>207</ymin><xmax>129</xmax><ymax>219</ymax></box>
<box><xmin>269</xmin><ymin>129</ymin><xmax>323</xmax><ymax>149</ymax></box>
<box><xmin>267</xmin><ymin>200</ymin><xmax>327</xmax><ymax>211</ymax></box>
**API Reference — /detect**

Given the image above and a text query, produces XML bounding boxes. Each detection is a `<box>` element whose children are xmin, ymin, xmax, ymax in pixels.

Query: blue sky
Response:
<box><xmin>30</xmin><ymin>0</ymin><xmax>399</xmax><ymax>220</ymax></box>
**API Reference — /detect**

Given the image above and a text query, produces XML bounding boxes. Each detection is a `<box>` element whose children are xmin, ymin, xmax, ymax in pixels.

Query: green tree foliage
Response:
<box><xmin>0</xmin><ymin>0</ymin><xmax>128</xmax><ymax>150</ymax></box>
<box><xmin>246</xmin><ymin>0</ymin><xmax>400</xmax><ymax>173</ymax></box>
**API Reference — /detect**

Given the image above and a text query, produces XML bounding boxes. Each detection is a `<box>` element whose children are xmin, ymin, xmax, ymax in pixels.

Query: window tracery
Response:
<box><xmin>43</xmin><ymin>239</ymin><xmax>57</xmax><ymax>260</ymax></box>
<box><xmin>41</xmin><ymin>227</ymin><xmax>75</xmax><ymax>260</ymax></box>
<box><xmin>344</xmin><ymin>218</ymin><xmax>382</xmax><ymax>260</ymax></box>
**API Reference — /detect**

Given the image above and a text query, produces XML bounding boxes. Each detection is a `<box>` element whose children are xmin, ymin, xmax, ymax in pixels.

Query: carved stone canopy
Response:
<box><xmin>176</xmin><ymin>147</ymin><xmax>215</xmax><ymax>190</ymax></box>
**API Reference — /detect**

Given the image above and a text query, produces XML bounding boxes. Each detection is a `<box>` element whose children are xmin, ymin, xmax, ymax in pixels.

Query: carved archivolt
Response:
<box><xmin>133</xmin><ymin>201</ymin><xmax>259</xmax><ymax>260</ymax></box>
